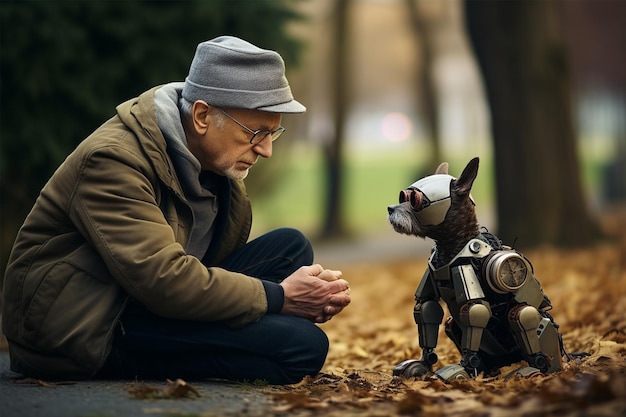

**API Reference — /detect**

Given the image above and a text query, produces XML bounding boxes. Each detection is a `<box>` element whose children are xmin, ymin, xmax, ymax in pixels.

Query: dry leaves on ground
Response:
<box><xmin>267</xmin><ymin>210</ymin><xmax>626</xmax><ymax>416</ymax></box>
<box><xmin>11</xmin><ymin>378</ymin><xmax>76</xmax><ymax>387</ymax></box>
<box><xmin>127</xmin><ymin>378</ymin><xmax>201</xmax><ymax>399</ymax></box>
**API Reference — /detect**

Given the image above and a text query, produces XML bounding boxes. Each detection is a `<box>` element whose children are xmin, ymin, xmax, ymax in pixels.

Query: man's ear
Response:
<box><xmin>454</xmin><ymin>157</ymin><xmax>479</xmax><ymax>196</ymax></box>
<box><xmin>191</xmin><ymin>100</ymin><xmax>211</xmax><ymax>135</ymax></box>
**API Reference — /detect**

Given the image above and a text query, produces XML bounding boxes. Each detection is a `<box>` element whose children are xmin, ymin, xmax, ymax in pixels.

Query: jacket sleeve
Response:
<box><xmin>69</xmin><ymin>139</ymin><xmax>267</xmax><ymax>327</ymax></box>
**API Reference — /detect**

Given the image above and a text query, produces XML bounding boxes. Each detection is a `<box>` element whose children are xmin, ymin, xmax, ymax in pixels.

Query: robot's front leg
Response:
<box><xmin>416</xmin><ymin>299</ymin><xmax>444</xmax><ymax>365</ymax></box>
<box><xmin>393</xmin><ymin>299</ymin><xmax>443</xmax><ymax>378</ymax></box>
<box><xmin>458</xmin><ymin>301</ymin><xmax>492</xmax><ymax>376</ymax></box>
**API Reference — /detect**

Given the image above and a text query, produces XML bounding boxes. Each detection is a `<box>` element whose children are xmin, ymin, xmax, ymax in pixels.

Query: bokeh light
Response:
<box><xmin>381</xmin><ymin>112</ymin><xmax>413</xmax><ymax>143</ymax></box>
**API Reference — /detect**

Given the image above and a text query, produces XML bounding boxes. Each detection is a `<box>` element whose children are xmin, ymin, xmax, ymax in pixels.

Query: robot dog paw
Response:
<box><xmin>434</xmin><ymin>364</ymin><xmax>471</xmax><ymax>381</ymax></box>
<box><xmin>393</xmin><ymin>359</ymin><xmax>431</xmax><ymax>378</ymax></box>
<box><xmin>503</xmin><ymin>366</ymin><xmax>543</xmax><ymax>380</ymax></box>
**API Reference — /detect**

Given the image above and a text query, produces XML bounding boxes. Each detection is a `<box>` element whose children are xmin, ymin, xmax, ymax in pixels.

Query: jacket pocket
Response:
<box><xmin>22</xmin><ymin>252</ymin><xmax>125</xmax><ymax>369</ymax></box>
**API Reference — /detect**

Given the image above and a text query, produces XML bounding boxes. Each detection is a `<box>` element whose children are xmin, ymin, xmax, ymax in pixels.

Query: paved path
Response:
<box><xmin>0</xmin><ymin>353</ymin><xmax>275</xmax><ymax>417</ymax></box>
<box><xmin>313</xmin><ymin>229</ymin><xmax>432</xmax><ymax>266</ymax></box>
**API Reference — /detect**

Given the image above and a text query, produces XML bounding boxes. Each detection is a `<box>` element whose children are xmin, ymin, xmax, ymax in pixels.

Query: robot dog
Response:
<box><xmin>387</xmin><ymin>157</ymin><xmax>566</xmax><ymax>380</ymax></box>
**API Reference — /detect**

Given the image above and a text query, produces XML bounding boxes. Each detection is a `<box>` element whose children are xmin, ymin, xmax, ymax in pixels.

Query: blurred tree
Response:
<box><xmin>406</xmin><ymin>0</ymin><xmax>443</xmax><ymax>175</ymax></box>
<box><xmin>464</xmin><ymin>0</ymin><xmax>603</xmax><ymax>247</ymax></box>
<box><xmin>561</xmin><ymin>0</ymin><xmax>626</xmax><ymax>205</ymax></box>
<box><xmin>0</xmin><ymin>0</ymin><xmax>306</xmax><ymax>275</ymax></box>
<box><xmin>319</xmin><ymin>0</ymin><xmax>350</xmax><ymax>239</ymax></box>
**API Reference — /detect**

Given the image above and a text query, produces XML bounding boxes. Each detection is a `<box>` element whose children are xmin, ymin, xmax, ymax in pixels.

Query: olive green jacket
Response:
<box><xmin>2</xmin><ymin>86</ymin><xmax>268</xmax><ymax>378</ymax></box>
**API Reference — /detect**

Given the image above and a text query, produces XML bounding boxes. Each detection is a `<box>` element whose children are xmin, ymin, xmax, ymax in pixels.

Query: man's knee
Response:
<box><xmin>271</xmin><ymin>228</ymin><xmax>314</xmax><ymax>267</ymax></box>
<box><xmin>281</xmin><ymin>320</ymin><xmax>329</xmax><ymax>383</ymax></box>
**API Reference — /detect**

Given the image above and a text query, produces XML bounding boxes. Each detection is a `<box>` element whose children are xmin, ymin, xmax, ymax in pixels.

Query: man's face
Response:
<box><xmin>189</xmin><ymin>105</ymin><xmax>282</xmax><ymax>180</ymax></box>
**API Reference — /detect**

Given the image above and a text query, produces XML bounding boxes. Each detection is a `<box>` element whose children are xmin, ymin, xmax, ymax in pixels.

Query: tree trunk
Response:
<box><xmin>464</xmin><ymin>0</ymin><xmax>602</xmax><ymax>247</ymax></box>
<box><xmin>320</xmin><ymin>0</ymin><xmax>350</xmax><ymax>239</ymax></box>
<box><xmin>406</xmin><ymin>0</ymin><xmax>443</xmax><ymax>174</ymax></box>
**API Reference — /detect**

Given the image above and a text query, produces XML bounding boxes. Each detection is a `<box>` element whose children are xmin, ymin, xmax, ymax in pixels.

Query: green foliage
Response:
<box><xmin>0</xmin><ymin>0</ymin><xmax>307</xmax><ymax>273</ymax></box>
<box><xmin>0</xmin><ymin>0</ymin><xmax>305</xmax><ymax>193</ymax></box>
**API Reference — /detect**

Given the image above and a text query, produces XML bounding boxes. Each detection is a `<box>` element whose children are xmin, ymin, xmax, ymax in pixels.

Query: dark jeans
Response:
<box><xmin>99</xmin><ymin>228</ymin><xmax>328</xmax><ymax>385</ymax></box>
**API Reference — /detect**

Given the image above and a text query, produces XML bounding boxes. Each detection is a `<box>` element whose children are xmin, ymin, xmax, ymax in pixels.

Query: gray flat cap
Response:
<box><xmin>182</xmin><ymin>36</ymin><xmax>306</xmax><ymax>113</ymax></box>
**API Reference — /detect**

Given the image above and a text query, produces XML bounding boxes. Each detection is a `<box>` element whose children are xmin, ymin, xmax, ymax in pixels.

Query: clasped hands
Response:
<box><xmin>280</xmin><ymin>264</ymin><xmax>351</xmax><ymax>323</ymax></box>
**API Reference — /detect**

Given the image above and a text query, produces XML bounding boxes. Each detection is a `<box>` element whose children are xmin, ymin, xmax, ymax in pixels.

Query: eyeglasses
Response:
<box><xmin>399</xmin><ymin>188</ymin><xmax>427</xmax><ymax>211</ymax></box>
<box><xmin>215</xmin><ymin>107</ymin><xmax>285</xmax><ymax>145</ymax></box>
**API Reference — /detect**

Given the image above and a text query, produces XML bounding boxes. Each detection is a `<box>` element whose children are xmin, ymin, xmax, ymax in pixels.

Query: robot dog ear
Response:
<box><xmin>435</xmin><ymin>162</ymin><xmax>449</xmax><ymax>175</ymax></box>
<box><xmin>454</xmin><ymin>157</ymin><xmax>479</xmax><ymax>196</ymax></box>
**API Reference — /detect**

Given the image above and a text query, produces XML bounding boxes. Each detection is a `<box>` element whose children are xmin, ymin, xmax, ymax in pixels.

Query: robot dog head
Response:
<box><xmin>387</xmin><ymin>157</ymin><xmax>479</xmax><ymax>239</ymax></box>
<box><xmin>400</xmin><ymin>174</ymin><xmax>456</xmax><ymax>226</ymax></box>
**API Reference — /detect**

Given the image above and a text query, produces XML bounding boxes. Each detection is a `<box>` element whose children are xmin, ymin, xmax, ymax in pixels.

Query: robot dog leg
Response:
<box><xmin>432</xmin><ymin>301</ymin><xmax>493</xmax><ymax>381</ymax></box>
<box><xmin>394</xmin><ymin>269</ymin><xmax>445</xmax><ymax>378</ymax></box>
<box><xmin>458</xmin><ymin>301</ymin><xmax>492</xmax><ymax>376</ymax></box>
<box><xmin>398</xmin><ymin>303</ymin><xmax>494</xmax><ymax>382</ymax></box>
<box><xmin>508</xmin><ymin>304</ymin><xmax>563</xmax><ymax>374</ymax></box>
<box><xmin>393</xmin><ymin>299</ymin><xmax>443</xmax><ymax>378</ymax></box>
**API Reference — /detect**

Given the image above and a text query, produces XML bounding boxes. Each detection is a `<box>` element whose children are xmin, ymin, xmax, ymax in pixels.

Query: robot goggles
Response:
<box><xmin>399</xmin><ymin>174</ymin><xmax>455</xmax><ymax>226</ymax></box>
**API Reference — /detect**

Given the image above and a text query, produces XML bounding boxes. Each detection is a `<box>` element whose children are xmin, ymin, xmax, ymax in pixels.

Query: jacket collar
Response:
<box><xmin>116</xmin><ymin>85</ymin><xmax>184</xmax><ymax>198</ymax></box>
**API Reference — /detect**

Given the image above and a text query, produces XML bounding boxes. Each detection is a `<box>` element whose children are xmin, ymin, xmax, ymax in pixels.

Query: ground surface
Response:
<box><xmin>0</xmin><ymin>356</ymin><xmax>272</xmax><ymax>417</ymax></box>
<box><xmin>266</xmin><ymin>208</ymin><xmax>626</xmax><ymax>416</ymax></box>
<box><xmin>1</xmin><ymin>209</ymin><xmax>625</xmax><ymax>417</ymax></box>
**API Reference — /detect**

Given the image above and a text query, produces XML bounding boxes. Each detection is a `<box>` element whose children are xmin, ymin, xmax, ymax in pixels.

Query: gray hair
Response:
<box><xmin>179</xmin><ymin>97</ymin><xmax>226</xmax><ymax>128</ymax></box>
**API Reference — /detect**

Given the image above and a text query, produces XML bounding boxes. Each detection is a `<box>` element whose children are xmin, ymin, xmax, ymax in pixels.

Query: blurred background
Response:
<box><xmin>1</xmin><ymin>0</ymin><xmax>625</xmax><ymax>276</ymax></box>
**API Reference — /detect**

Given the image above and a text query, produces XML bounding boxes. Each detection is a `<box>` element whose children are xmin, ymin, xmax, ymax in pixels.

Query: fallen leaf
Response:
<box><xmin>12</xmin><ymin>378</ymin><xmax>76</xmax><ymax>387</ymax></box>
<box><xmin>127</xmin><ymin>379</ymin><xmax>200</xmax><ymax>399</ymax></box>
<box><xmin>164</xmin><ymin>378</ymin><xmax>201</xmax><ymax>398</ymax></box>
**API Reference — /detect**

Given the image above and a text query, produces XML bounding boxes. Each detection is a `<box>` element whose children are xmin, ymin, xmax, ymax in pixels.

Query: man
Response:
<box><xmin>2</xmin><ymin>36</ymin><xmax>351</xmax><ymax>385</ymax></box>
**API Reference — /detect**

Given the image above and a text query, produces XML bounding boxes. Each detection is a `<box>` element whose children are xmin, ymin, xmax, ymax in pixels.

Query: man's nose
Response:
<box><xmin>253</xmin><ymin>138</ymin><xmax>273</xmax><ymax>158</ymax></box>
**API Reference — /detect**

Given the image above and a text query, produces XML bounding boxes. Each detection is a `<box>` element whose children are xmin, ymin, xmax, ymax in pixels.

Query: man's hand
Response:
<box><xmin>280</xmin><ymin>264</ymin><xmax>351</xmax><ymax>323</ymax></box>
